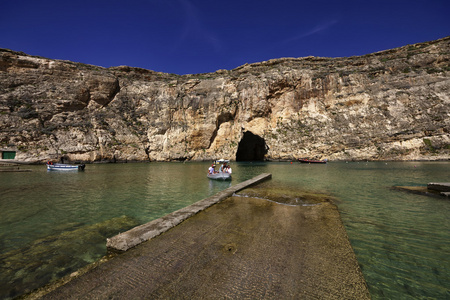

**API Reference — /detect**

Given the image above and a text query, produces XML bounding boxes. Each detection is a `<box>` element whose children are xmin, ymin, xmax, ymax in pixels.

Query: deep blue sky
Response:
<box><xmin>1</xmin><ymin>0</ymin><xmax>449</xmax><ymax>75</ymax></box>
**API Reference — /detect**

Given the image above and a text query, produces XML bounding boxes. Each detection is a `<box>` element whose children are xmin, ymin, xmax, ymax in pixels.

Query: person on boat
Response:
<box><xmin>225</xmin><ymin>165</ymin><xmax>232</xmax><ymax>174</ymax></box>
<box><xmin>208</xmin><ymin>164</ymin><xmax>215</xmax><ymax>174</ymax></box>
<box><xmin>219</xmin><ymin>162</ymin><xmax>227</xmax><ymax>173</ymax></box>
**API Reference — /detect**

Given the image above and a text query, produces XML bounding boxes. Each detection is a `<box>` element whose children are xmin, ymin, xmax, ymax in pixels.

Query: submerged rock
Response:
<box><xmin>393</xmin><ymin>184</ymin><xmax>450</xmax><ymax>197</ymax></box>
<box><xmin>0</xmin><ymin>215</ymin><xmax>140</xmax><ymax>300</ymax></box>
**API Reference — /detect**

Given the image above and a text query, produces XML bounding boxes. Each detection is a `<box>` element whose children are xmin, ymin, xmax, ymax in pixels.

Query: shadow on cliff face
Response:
<box><xmin>236</xmin><ymin>131</ymin><xmax>268</xmax><ymax>161</ymax></box>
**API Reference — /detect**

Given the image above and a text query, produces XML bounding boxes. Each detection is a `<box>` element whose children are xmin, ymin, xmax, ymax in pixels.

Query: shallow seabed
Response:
<box><xmin>0</xmin><ymin>161</ymin><xmax>449</xmax><ymax>299</ymax></box>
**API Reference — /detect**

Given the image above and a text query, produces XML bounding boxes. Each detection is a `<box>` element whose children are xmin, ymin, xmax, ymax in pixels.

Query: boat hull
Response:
<box><xmin>207</xmin><ymin>172</ymin><xmax>231</xmax><ymax>181</ymax></box>
<box><xmin>47</xmin><ymin>163</ymin><xmax>85</xmax><ymax>171</ymax></box>
<box><xmin>298</xmin><ymin>159</ymin><xmax>327</xmax><ymax>164</ymax></box>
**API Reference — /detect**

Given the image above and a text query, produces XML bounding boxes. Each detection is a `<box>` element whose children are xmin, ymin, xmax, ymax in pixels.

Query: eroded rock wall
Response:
<box><xmin>1</xmin><ymin>37</ymin><xmax>449</xmax><ymax>162</ymax></box>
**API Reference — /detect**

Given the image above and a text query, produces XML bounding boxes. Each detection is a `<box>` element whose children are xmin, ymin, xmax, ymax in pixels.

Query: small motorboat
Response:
<box><xmin>298</xmin><ymin>158</ymin><xmax>328</xmax><ymax>164</ymax></box>
<box><xmin>207</xmin><ymin>172</ymin><xmax>231</xmax><ymax>180</ymax></box>
<box><xmin>47</xmin><ymin>162</ymin><xmax>85</xmax><ymax>171</ymax></box>
<box><xmin>207</xmin><ymin>159</ymin><xmax>232</xmax><ymax>181</ymax></box>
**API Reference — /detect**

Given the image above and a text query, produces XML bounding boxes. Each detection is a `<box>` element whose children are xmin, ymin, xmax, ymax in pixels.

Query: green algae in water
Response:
<box><xmin>0</xmin><ymin>215</ymin><xmax>139</xmax><ymax>299</ymax></box>
<box><xmin>0</xmin><ymin>161</ymin><xmax>449</xmax><ymax>299</ymax></box>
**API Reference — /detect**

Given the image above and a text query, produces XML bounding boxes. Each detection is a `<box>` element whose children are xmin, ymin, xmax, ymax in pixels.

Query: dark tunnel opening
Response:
<box><xmin>236</xmin><ymin>131</ymin><xmax>269</xmax><ymax>161</ymax></box>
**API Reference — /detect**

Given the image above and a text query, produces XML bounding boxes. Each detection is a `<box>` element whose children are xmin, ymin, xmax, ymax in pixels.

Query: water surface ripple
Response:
<box><xmin>0</xmin><ymin>161</ymin><xmax>448</xmax><ymax>299</ymax></box>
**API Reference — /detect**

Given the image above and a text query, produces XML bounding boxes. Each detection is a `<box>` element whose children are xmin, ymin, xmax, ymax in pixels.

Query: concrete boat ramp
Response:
<box><xmin>106</xmin><ymin>173</ymin><xmax>274</xmax><ymax>252</ymax></box>
<box><xmin>28</xmin><ymin>173</ymin><xmax>370</xmax><ymax>299</ymax></box>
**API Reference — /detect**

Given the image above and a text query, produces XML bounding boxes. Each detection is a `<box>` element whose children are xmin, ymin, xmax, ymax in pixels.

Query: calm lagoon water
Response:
<box><xmin>0</xmin><ymin>161</ymin><xmax>449</xmax><ymax>299</ymax></box>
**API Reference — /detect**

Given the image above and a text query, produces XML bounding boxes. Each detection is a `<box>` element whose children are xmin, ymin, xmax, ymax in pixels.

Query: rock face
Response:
<box><xmin>1</xmin><ymin>37</ymin><xmax>449</xmax><ymax>162</ymax></box>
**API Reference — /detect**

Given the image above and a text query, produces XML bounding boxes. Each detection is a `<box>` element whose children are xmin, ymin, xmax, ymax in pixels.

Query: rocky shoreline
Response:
<box><xmin>1</xmin><ymin>157</ymin><xmax>449</xmax><ymax>166</ymax></box>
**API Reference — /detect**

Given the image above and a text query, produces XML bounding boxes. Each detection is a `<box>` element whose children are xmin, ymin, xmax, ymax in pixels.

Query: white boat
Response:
<box><xmin>47</xmin><ymin>163</ymin><xmax>85</xmax><ymax>171</ymax></box>
<box><xmin>207</xmin><ymin>159</ymin><xmax>232</xmax><ymax>181</ymax></box>
<box><xmin>207</xmin><ymin>172</ymin><xmax>231</xmax><ymax>180</ymax></box>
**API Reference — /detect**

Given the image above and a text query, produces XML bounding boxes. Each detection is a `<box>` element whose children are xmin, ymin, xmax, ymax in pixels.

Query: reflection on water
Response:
<box><xmin>0</xmin><ymin>161</ymin><xmax>449</xmax><ymax>299</ymax></box>
<box><xmin>208</xmin><ymin>179</ymin><xmax>232</xmax><ymax>192</ymax></box>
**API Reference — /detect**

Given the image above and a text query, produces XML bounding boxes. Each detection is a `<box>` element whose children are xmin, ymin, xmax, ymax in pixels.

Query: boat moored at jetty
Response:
<box><xmin>46</xmin><ymin>162</ymin><xmax>85</xmax><ymax>171</ymax></box>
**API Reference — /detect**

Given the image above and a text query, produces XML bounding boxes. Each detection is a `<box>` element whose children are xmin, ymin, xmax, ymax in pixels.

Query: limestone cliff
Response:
<box><xmin>1</xmin><ymin>37</ymin><xmax>449</xmax><ymax>162</ymax></box>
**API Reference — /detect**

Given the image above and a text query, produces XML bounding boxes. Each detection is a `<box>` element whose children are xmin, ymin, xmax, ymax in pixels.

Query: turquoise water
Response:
<box><xmin>0</xmin><ymin>161</ymin><xmax>449</xmax><ymax>299</ymax></box>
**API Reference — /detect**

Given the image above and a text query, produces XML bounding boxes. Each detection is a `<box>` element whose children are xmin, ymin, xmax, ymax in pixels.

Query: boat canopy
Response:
<box><xmin>215</xmin><ymin>159</ymin><xmax>229</xmax><ymax>163</ymax></box>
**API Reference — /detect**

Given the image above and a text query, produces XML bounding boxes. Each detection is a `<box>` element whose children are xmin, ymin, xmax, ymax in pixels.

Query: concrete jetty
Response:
<box><xmin>107</xmin><ymin>173</ymin><xmax>272</xmax><ymax>252</ymax></box>
<box><xmin>30</xmin><ymin>173</ymin><xmax>370</xmax><ymax>299</ymax></box>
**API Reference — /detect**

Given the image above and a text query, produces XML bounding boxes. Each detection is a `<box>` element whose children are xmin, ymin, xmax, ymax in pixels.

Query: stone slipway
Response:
<box><xmin>106</xmin><ymin>173</ymin><xmax>273</xmax><ymax>252</ymax></box>
<box><xmin>33</xmin><ymin>173</ymin><xmax>370</xmax><ymax>299</ymax></box>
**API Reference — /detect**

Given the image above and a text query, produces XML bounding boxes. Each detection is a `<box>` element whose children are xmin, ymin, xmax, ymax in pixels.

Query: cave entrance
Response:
<box><xmin>236</xmin><ymin>131</ymin><xmax>268</xmax><ymax>161</ymax></box>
